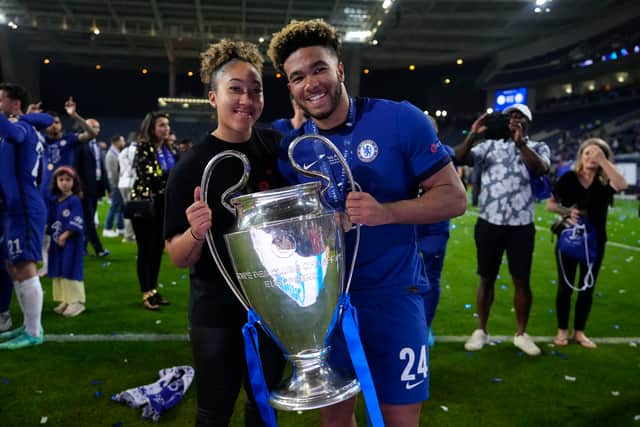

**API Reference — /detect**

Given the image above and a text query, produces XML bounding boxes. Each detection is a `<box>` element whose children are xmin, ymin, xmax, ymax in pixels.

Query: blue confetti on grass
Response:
<box><xmin>451</xmin><ymin>224</ymin><xmax>457</xmax><ymax>230</ymax></box>
<box><xmin>2</xmin><ymin>378</ymin><xmax>8</xmax><ymax>384</ymax></box>
<box><xmin>91</xmin><ymin>380</ymin><xmax>103</xmax><ymax>385</ymax></box>
<box><xmin>112</xmin><ymin>422</ymin><xmax>123</xmax><ymax>427</ymax></box>
<box><xmin>491</xmin><ymin>377</ymin><xmax>503</xmax><ymax>383</ymax></box>
<box><xmin>614</xmin><ymin>324</ymin><xmax>620</xmax><ymax>330</ymax></box>
<box><xmin>501</xmin><ymin>284</ymin><xmax>508</xmax><ymax>290</ymax></box>
<box><xmin>549</xmin><ymin>309</ymin><xmax>555</xmax><ymax>313</ymax></box>
<box><xmin>464</xmin><ymin>303</ymin><xmax>472</xmax><ymax>309</ymax></box>
<box><xmin>95</xmin><ymin>391</ymin><xmax>103</xmax><ymax>398</ymax></box>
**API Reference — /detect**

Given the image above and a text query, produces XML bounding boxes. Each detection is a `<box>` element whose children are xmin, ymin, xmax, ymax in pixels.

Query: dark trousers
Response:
<box><xmin>82</xmin><ymin>195</ymin><xmax>104</xmax><ymax>255</ymax></box>
<box><xmin>131</xmin><ymin>211</ymin><xmax>165</xmax><ymax>294</ymax></box>
<box><xmin>555</xmin><ymin>242</ymin><xmax>605</xmax><ymax>331</ymax></box>
<box><xmin>189</xmin><ymin>325</ymin><xmax>285</xmax><ymax>427</ymax></box>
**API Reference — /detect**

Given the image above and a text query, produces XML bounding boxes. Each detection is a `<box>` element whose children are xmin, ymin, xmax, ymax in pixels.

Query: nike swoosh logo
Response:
<box><xmin>303</xmin><ymin>154</ymin><xmax>325</xmax><ymax>170</ymax></box>
<box><xmin>405</xmin><ymin>380</ymin><xmax>425</xmax><ymax>390</ymax></box>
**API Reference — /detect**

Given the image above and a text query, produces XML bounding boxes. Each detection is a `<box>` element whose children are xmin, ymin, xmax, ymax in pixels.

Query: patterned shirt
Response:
<box><xmin>472</xmin><ymin>138</ymin><xmax>550</xmax><ymax>226</ymax></box>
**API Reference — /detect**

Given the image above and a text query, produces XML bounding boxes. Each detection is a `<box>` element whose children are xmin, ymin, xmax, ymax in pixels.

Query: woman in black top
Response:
<box><xmin>546</xmin><ymin>138</ymin><xmax>627</xmax><ymax>348</ymax></box>
<box><xmin>164</xmin><ymin>40</ymin><xmax>286</xmax><ymax>426</ymax></box>
<box><xmin>130</xmin><ymin>112</ymin><xmax>177</xmax><ymax>310</ymax></box>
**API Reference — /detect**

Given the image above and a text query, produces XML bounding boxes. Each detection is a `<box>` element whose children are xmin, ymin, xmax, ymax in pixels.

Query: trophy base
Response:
<box><xmin>270</xmin><ymin>351</ymin><xmax>361</xmax><ymax>411</ymax></box>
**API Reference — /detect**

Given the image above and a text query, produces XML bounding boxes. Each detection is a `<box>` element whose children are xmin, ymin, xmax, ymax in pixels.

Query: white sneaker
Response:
<box><xmin>102</xmin><ymin>229</ymin><xmax>118</xmax><ymax>238</ymax></box>
<box><xmin>464</xmin><ymin>329</ymin><xmax>489</xmax><ymax>351</ymax></box>
<box><xmin>0</xmin><ymin>312</ymin><xmax>12</xmax><ymax>332</ymax></box>
<box><xmin>514</xmin><ymin>333</ymin><xmax>541</xmax><ymax>356</ymax></box>
<box><xmin>63</xmin><ymin>303</ymin><xmax>86</xmax><ymax>317</ymax></box>
<box><xmin>116</xmin><ymin>229</ymin><xmax>125</xmax><ymax>236</ymax></box>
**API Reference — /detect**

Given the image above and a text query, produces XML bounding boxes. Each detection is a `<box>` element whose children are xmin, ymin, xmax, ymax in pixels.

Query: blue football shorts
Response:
<box><xmin>327</xmin><ymin>291</ymin><xmax>430</xmax><ymax>404</ymax></box>
<box><xmin>3</xmin><ymin>212</ymin><xmax>45</xmax><ymax>265</ymax></box>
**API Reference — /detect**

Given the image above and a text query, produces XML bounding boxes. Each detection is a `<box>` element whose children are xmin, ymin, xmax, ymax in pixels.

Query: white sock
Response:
<box><xmin>14</xmin><ymin>277</ymin><xmax>43</xmax><ymax>337</ymax></box>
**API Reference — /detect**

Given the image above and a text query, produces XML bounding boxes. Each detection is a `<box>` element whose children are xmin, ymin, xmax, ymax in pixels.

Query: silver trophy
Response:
<box><xmin>200</xmin><ymin>134</ymin><xmax>361</xmax><ymax>411</ymax></box>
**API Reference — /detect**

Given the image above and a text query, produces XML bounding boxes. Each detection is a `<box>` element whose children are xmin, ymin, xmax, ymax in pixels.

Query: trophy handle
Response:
<box><xmin>200</xmin><ymin>150</ymin><xmax>251</xmax><ymax>311</ymax></box>
<box><xmin>287</xmin><ymin>134</ymin><xmax>360</xmax><ymax>296</ymax></box>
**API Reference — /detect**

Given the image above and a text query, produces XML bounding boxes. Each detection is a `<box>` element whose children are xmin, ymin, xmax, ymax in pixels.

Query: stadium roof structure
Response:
<box><xmin>1</xmin><ymin>0</ymin><xmax>639</xmax><ymax>76</ymax></box>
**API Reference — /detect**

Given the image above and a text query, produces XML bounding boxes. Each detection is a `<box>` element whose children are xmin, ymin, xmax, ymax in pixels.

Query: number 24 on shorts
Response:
<box><xmin>400</xmin><ymin>345</ymin><xmax>428</xmax><ymax>390</ymax></box>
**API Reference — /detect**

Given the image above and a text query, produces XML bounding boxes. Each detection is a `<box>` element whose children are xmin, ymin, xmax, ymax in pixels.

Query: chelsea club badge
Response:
<box><xmin>356</xmin><ymin>139</ymin><xmax>378</xmax><ymax>163</ymax></box>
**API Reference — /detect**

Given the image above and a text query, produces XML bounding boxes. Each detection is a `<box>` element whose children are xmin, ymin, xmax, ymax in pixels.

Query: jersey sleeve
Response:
<box><xmin>0</xmin><ymin>115</ymin><xmax>27</xmax><ymax>143</ymax></box>
<box><xmin>68</xmin><ymin>196</ymin><xmax>84</xmax><ymax>233</ymax></box>
<box><xmin>397</xmin><ymin>101</ymin><xmax>451</xmax><ymax>182</ymax></box>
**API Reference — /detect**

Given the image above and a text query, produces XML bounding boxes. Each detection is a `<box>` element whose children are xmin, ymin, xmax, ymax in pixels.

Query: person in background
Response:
<box><xmin>75</xmin><ymin>118</ymin><xmax>110</xmax><ymax>257</ymax></box>
<box><xmin>103</xmin><ymin>134</ymin><xmax>126</xmax><ymax>238</ymax></box>
<box><xmin>38</xmin><ymin>98</ymin><xmax>96</xmax><ymax>277</ymax></box>
<box><xmin>268</xmin><ymin>19</ymin><xmax>467</xmax><ymax>427</ymax></box>
<box><xmin>455</xmin><ymin>104</ymin><xmax>550</xmax><ymax>356</ymax></box>
<box><xmin>177</xmin><ymin>138</ymin><xmax>192</xmax><ymax>154</ymax></box>
<box><xmin>46</xmin><ymin>166</ymin><xmax>86</xmax><ymax>317</ymax></box>
<box><xmin>0</xmin><ymin>82</ymin><xmax>53</xmax><ymax>350</ymax></box>
<box><xmin>545</xmin><ymin>138</ymin><xmax>627</xmax><ymax>348</ymax></box>
<box><xmin>164</xmin><ymin>39</ymin><xmax>287</xmax><ymax>426</ymax></box>
<box><xmin>416</xmin><ymin>115</ymin><xmax>455</xmax><ymax>347</ymax></box>
<box><xmin>118</xmin><ymin>138</ymin><xmax>137</xmax><ymax>242</ymax></box>
<box><xmin>271</xmin><ymin>94</ymin><xmax>307</xmax><ymax>135</ymax></box>
<box><xmin>130</xmin><ymin>112</ymin><xmax>176</xmax><ymax>310</ymax></box>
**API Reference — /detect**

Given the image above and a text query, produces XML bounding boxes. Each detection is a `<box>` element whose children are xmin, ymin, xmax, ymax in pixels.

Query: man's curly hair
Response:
<box><xmin>200</xmin><ymin>39</ymin><xmax>264</xmax><ymax>88</ymax></box>
<box><xmin>267</xmin><ymin>19</ymin><xmax>340</xmax><ymax>72</ymax></box>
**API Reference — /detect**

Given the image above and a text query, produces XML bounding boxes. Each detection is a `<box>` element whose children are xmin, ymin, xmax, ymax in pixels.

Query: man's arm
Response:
<box><xmin>64</xmin><ymin>97</ymin><xmax>97</xmax><ymax>142</ymax></box>
<box><xmin>345</xmin><ymin>163</ymin><xmax>467</xmax><ymax>226</ymax></box>
<box><xmin>511</xmin><ymin>123</ymin><xmax>549</xmax><ymax>176</ymax></box>
<box><xmin>454</xmin><ymin>113</ymin><xmax>488</xmax><ymax>166</ymax></box>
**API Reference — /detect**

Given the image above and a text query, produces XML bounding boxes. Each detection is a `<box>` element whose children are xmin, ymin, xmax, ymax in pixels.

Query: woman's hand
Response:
<box><xmin>186</xmin><ymin>186</ymin><xmax>212</xmax><ymax>241</ymax></box>
<box><xmin>584</xmin><ymin>144</ymin><xmax>606</xmax><ymax>166</ymax></box>
<box><xmin>568</xmin><ymin>207</ymin><xmax>581</xmax><ymax>225</ymax></box>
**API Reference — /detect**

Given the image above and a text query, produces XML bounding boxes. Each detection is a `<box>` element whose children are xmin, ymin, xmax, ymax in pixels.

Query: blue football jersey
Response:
<box><xmin>279</xmin><ymin>97</ymin><xmax>451</xmax><ymax>294</ymax></box>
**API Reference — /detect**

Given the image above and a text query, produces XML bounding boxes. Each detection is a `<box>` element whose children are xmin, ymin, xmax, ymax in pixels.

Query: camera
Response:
<box><xmin>482</xmin><ymin>113</ymin><xmax>511</xmax><ymax>140</ymax></box>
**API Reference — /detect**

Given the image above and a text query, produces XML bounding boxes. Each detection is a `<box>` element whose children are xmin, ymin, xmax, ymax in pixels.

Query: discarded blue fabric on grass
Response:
<box><xmin>112</xmin><ymin>365</ymin><xmax>194</xmax><ymax>422</ymax></box>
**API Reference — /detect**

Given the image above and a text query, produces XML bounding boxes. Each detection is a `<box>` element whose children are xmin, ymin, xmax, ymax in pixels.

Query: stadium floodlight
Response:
<box><xmin>0</xmin><ymin>14</ymin><xmax>6</xmax><ymax>24</ymax></box>
<box><xmin>344</xmin><ymin>30</ymin><xmax>371</xmax><ymax>43</ymax></box>
<box><xmin>382</xmin><ymin>0</ymin><xmax>394</xmax><ymax>10</ymax></box>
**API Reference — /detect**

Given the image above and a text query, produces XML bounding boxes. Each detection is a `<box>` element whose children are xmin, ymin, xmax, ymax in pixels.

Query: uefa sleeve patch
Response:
<box><xmin>357</xmin><ymin>139</ymin><xmax>379</xmax><ymax>163</ymax></box>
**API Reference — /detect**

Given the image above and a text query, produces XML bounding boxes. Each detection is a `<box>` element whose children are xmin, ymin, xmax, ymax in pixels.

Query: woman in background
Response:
<box><xmin>130</xmin><ymin>112</ymin><xmax>176</xmax><ymax>310</ymax></box>
<box><xmin>546</xmin><ymin>138</ymin><xmax>627</xmax><ymax>348</ymax></box>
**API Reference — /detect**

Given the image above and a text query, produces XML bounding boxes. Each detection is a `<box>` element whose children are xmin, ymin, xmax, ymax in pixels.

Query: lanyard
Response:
<box><xmin>303</xmin><ymin>97</ymin><xmax>356</xmax><ymax>206</ymax></box>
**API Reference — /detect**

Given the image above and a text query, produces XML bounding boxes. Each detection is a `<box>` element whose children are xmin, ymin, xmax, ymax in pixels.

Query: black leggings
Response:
<box><xmin>131</xmin><ymin>200</ymin><xmax>165</xmax><ymax>293</ymax></box>
<box><xmin>190</xmin><ymin>326</ymin><xmax>286</xmax><ymax>427</ymax></box>
<box><xmin>555</xmin><ymin>242</ymin><xmax>605</xmax><ymax>331</ymax></box>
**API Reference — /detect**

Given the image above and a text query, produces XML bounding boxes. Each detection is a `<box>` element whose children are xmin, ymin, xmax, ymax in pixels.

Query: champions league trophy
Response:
<box><xmin>200</xmin><ymin>135</ymin><xmax>361</xmax><ymax>411</ymax></box>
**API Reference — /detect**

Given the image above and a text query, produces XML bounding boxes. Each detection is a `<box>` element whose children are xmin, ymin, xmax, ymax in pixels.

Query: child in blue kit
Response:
<box><xmin>47</xmin><ymin>166</ymin><xmax>86</xmax><ymax>317</ymax></box>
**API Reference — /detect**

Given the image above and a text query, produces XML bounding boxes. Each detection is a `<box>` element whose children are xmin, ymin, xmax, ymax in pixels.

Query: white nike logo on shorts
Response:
<box><xmin>405</xmin><ymin>379</ymin><xmax>425</xmax><ymax>390</ymax></box>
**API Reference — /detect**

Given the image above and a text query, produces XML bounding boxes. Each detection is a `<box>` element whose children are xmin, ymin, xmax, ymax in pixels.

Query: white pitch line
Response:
<box><xmin>45</xmin><ymin>333</ymin><xmax>189</xmax><ymax>342</ymax></box>
<box><xmin>42</xmin><ymin>333</ymin><xmax>639</xmax><ymax>345</ymax></box>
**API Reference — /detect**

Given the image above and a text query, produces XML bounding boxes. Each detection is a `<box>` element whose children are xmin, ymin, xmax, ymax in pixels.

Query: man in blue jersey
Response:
<box><xmin>416</xmin><ymin>116</ymin><xmax>456</xmax><ymax>347</ymax></box>
<box><xmin>268</xmin><ymin>19</ymin><xmax>467</xmax><ymax>427</ymax></box>
<box><xmin>0</xmin><ymin>83</ymin><xmax>53</xmax><ymax>349</ymax></box>
<box><xmin>41</xmin><ymin>98</ymin><xmax>97</xmax><ymax>194</ymax></box>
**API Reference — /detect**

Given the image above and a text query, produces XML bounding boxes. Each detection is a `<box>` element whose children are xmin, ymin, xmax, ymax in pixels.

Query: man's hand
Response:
<box><xmin>27</xmin><ymin>102</ymin><xmax>43</xmax><ymax>114</ymax></box>
<box><xmin>186</xmin><ymin>186</ymin><xmax>212</xmax><ymax>241</ymax></box>
<box><xmin>471</xmin><ymin>112</ymin><xmax>489</xmax><ymax>135</ymax></box>
<box><xmin>345</xmin><ymin>191</ymin><xmax>392</xmax><ymax>226</ymax></box>
<box><xmin>64</xmin><ymin>96</ymin><xmax>77</xmax><ymax>117</ymax></box>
